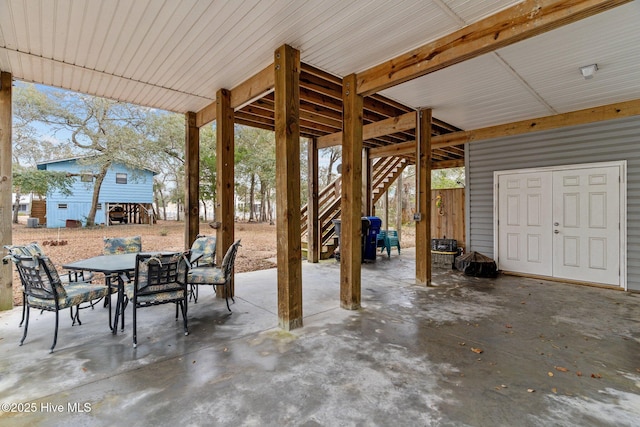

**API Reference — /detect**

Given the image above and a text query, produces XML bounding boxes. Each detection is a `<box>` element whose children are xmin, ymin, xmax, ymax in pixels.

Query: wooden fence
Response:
<box><xmin>430</xmin><ymin>188</ymin><xmax>465</xmax><ymax>249</ymax></box>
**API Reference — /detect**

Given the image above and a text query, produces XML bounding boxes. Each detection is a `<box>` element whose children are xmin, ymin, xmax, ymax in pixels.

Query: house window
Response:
<box><xmin>81</xmin><ymin>174</ymin><xmax>93</xmax><ymax>182</ymax></box>
<box><xmin>96</xmin><ymin>203</ymin><xmax>102</xmax><ymax>210</ymax></box>
<box><xmin>58</xmin><ymin>203</ymin><xmax>68</xmax><ymax>209</ymax></box>
<box><xmin>116</xmin><ymin>173</ymin><xmax>127</xmax><ymax>184</ymax></box>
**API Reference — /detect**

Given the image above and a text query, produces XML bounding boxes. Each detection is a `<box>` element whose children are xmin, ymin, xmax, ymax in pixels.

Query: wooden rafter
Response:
<box><xmin>356</xmin><ymin>0</ymin><xmax>632</xmax><ymax>96</ymax></box>
<box><xmin>433</xmin><ymin>98</ymin><xmax>640</xmax><ymax>148</ymax></box>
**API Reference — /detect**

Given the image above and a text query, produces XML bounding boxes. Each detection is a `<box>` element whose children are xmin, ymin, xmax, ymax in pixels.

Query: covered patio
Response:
<box><xmin>1</xmin><ymin>252</ymin><xmax>639</xmax><ymax>425</ymax></box>
<box><xmin>2</xmin><ymin>1</ymin><xmax>640</xmax><ymax>423</ymax></box>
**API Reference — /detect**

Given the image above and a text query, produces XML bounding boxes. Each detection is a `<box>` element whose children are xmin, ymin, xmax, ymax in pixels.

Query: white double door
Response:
<box><xmin>497</xmin><ymin>163</ymin><xmax>624</xmax><ymax>287</ymax></box>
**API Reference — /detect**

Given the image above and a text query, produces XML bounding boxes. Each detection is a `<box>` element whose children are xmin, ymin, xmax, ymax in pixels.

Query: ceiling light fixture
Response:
<box><xmin>580</xmin><ymin>64</ymin><xmax>598</xmax><ymax>80</ymax></box>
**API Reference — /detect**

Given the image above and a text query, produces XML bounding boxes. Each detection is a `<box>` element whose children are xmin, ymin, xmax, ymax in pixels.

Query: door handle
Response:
<box><xmin>554</xmin><ymin>222</ymin><xmax>560</xmax><ymax>226</ymax></box>
<box><xmin>554</xmin><ymin>230</ymin><xmax>560</xmax><ymax>234</ymax></box>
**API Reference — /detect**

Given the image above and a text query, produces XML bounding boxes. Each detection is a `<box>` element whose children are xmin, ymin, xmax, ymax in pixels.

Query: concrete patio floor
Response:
<box><xmin>1</xmin><ymin>248</ymin><xmax>639</xmax><ymax>427</ymax></box>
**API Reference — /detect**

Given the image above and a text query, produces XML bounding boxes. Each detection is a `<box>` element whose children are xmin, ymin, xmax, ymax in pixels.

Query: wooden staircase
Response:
<box><xmin>301</xmin><ymin>156</ymin><xmax>408</xmax><ymax>259</ymax></box>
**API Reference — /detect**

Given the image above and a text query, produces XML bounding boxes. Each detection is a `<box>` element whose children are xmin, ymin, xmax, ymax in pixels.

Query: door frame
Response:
<box><xmin>493</xmin><ymin>160</ymin><xmax>627</xmax><ymax>290</ymax></box>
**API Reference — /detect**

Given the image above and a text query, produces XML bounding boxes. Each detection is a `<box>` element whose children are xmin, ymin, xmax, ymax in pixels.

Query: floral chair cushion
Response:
<box><xmin>187</xmin><ymin>267</ymin><xmax>226</xmax><ymax>285</ymax></box>
<box><xmin>103</xmin><ymin>236</ymin><xmax>142</xmax><ymax>255</ymax></box>
<box><xmin>28</xmin><ymin>281</ymin><xmax>109</xmax><ymax>310</ymax></box>
<box><xmin>189</xmin><ymin>235</ymin><xmax>216</xmax><ymax>267</ymax></box>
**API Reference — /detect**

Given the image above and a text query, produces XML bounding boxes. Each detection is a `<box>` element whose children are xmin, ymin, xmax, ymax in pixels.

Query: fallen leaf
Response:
<box><xmin>459</xmin><ymin>342</ymin><xmax>466</xmax><ymax>346</ymax></box>
<box><xmin>501</xmin><ymin>384</ymin><xmax>508</xmax><ymax>388</ymax></box>
<box><xmin>555</xmin><ymin>366</ymin><xmax>569</xmax><ymax>372</ymax></box>
<box><xmin>521</xmin><ymin>301</ymin><xmax>526</xmax><ymax>305</ymax></box>
<box><xmin>527</xmin><ymin>388</ymin><xmax>535</xmax><ymax>393</ymax></box>
<box><xmin>192</xmin><ymin>360</ymin><xmax>196</xmax><ymax>364</ymax></box>
<box><xmin>471</xmin><ymin>347</ymin><xmax>483</xmax><ymax>354</ymax></box>
<box><xmin>548</xmin><ymin>372</ymin><xmax>554</xmax><ymax>377</ymax></box>
<box><xmin>552</xmin><ymin>388</ymin><xmax>557</xmax><ymax>394</ymax></box>
<box><xmin>576</xmin><ymin>371</ymin><xmax>583</xmax><ymax>377</ymax></box>
<box><xmin>505</xmin><ymin>324</ymin><xmax>513</xmax><ymax>328</ymax></box>
<box><xmin>591</xmin><ymin>373</ymin><xmax>602</xmax><ymax>379</ymax></box>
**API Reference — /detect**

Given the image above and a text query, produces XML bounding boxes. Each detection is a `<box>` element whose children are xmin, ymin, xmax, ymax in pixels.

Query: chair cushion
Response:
<box><xmin>187</xmin><ymin>267</ymin><xmax>226</xmax><ymax>285</ymax></box>
<box><xmin>28</xmin><ymin>281</ymin><xmax>109</xmax><ymax>310</ymax></box>
<box><xmin>103</xmin><ymin>236</ymin><xmax>142</xmax><ymax>255</ymax></box>
<box><xmin>190</xmin><ymin>236</ymin><xmax>216</xmax><ymax>266</ymax></box>
<box><xmin>124</xmin><ymin>282</ymin><xmax>185</xmax><ymax>303</ymax></box>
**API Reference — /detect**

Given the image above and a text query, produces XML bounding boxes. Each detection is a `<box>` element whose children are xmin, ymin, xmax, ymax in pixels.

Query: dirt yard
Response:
<box><xmin>8</xmin><ymin>220</ymin><xmax>279</xmax><ymax>306</ymax></box>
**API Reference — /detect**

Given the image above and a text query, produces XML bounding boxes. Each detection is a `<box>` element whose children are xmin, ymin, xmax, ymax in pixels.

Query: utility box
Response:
<box><xmin>26</xmin><ymin>218</ymin><xmax>39</xmax><ymax>228</ymax></box>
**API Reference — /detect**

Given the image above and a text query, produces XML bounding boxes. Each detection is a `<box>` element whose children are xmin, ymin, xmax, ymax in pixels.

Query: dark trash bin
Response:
<box><xmin>363</xmin><ymin>216</ymin><xmax>381</xmax><ymax>262</ymax></box>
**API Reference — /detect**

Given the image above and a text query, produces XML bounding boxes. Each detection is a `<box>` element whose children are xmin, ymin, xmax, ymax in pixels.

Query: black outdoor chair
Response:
<box><xmin>186</xmin><ymin>234</ymin><xmax>217</xmax><ymax>303</ymax></box>
<box><xmin>7</xmin><ymin>253</ymin><xmax>110</xmax><ymax>353</ymax></box>
<box><xmin>186</xmin><ymin>240</ymin><xmax>241</xmax><ymax>311</ymax></box>
<box><xmin>3</xmin><ymin>243</ymin><xmax>94</xmax><ymax>327</ymax></box>
<box><xmin>124</xmin><ymin>252</ymin><xmax>189</xmax><ymax>348</ymax></box>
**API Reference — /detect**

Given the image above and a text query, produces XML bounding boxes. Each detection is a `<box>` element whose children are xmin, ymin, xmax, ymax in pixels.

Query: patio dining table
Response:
<box><xmin>63</xmin><ymin>252</ymin><xmax>178</xmax><ymax>334</ymax></box>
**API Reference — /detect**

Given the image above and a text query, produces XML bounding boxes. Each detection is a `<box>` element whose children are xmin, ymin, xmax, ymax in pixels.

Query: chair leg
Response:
<box><xmin>50</xmin><ymin>310</ymin><xmax>59</xmax><ymax>353</ymax></box>
<box><xmin>19</xmin><ymin>294</ymin><xmax>26</xmax><ymax>327</ymax></box>
<box><xmin>132</xmin><ymin>305</ymin><xmax>137</xmax><ymax>348</ymax></box>
<box><xmin>224</xmin><ymin>284</ymin><xmax>231</xmax><ymax>312</ymax></box>
<box><xmin>181</xmin><ymin>301</ymin><xmax>189</xmax><ymax>336</ymax></box>
<box><xmin>19</xmin><ymin>305</ymin><xmax>30</xmax><ymax>346</ymax></box>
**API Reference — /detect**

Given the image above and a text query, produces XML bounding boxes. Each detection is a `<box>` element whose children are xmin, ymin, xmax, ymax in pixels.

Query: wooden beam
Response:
<box><xmin>370</xmin><ymin>141</ymin><xmax>416</xmax><ymax>158</ymax></box>
<box><xmin>215</xmin><ymin>88</ymin><xmax>235</xmax><ymax>297</ymax></box>
<box><xmin>307</xmin><ymin>137</ymin><xmax>319</xmax><ymax>263</ymax></box>
<box><xmin>433</xmin><ymin>159</ymin><xmax>464</xmax><ymax>169</ymax></box>
<box><xmin>340</xmin><ymin>73</ymin><xmax>363</xmax><ymax>310</ymax></box>
<box><xmin>432</xmin><ymin>98</ymin><xmax>640</xmax><ymax>148</ymax></box>
<box><xmin>416</xmin><ymin>108</ymin><xmax>432</xmax><ymax>286</ymax></box>
<box><xmin>275</xmin><ymin>44</ymin><xmax>303</xmax><ymax>330</ymax></box>
<box><xmin>318</xmin><ymin>111</ymin><xmax>417</xmax><ymax>149</ymax></box>
<box><xmin>362</xmin><ymin>148</ymin><xmax>372</xmax><ymax>216</ymax></box>
<box><xmin>196</xmin><ymin>63</ymin><xmax>276</xmax><ymax>127</ymax></box>
<box><xmin>357</xmin><ymin>0</ymin><xmax>631</xmax><ymax>96</ymax></box>
<box><xmin>231</xmin><ymin>63</ymin><xmax>275</xmax><ymax>110</ymax></box>
<box><xmin>195</xmin><ymin>102</ymin><xmax>216</xmax><ymax>129</ymax></box>
<box><xmin>184</xmin><ymin>112</ymin><xmax>200</xmax><ymax>251</ymax></box>
<box><xmin>0</xmin><ymin>72</ymin><xmax>12</xmax><ymax>310</ymax></box>
<box><xmin>396</xmin><ymin>172</ymin><xmax>403</xmax><ymax>238</ymax></box>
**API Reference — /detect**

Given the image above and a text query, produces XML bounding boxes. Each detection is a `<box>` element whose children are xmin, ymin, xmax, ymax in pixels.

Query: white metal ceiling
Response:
<box><xmin>1</xmin><ymin>0</ymin><xmax>637</xmax><ymax>132</ymax></box>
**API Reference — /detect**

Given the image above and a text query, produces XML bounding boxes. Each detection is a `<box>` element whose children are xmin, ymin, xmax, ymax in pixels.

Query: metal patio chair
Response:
<box><xmin>4</xmin><ymin>243</ymin><xmax>94</xmax><ymax>327</ymax></box>
<box><xmin>7</xmin><ymin>253</ymin><xmax>110</xmax><ymax>353</ymax></box>
<box><xmin>124</xmin><ymin>252</ymin><xmax>189</xmax><ymax>348</ymax></box>
<box><xmin>186</xmin><ymin>240</ymin><xmax>241</xmax><ymax>311</ymax></box>
<box><xmin>186</xmin><ymin>234</ymin><xmax>217</xmax><ymax>303</ymax></box>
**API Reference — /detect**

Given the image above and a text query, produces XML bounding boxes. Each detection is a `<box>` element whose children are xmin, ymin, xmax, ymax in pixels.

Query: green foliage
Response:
<box><xmin>432</xmin><ymin>167</ymin><xmax>465</xmax><ymax>189</ymax></box>
<box><xmin>12</xmin><ymin>166</ymin><xmax>75</xmax><ymax>197</ymax></box>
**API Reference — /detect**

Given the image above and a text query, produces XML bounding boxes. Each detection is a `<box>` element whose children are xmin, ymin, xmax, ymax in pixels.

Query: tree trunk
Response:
<box><xmin>267</xmin><ymin>189</ymin><xmax>274</xmax><ymax>225</ymax></box>
<box><xmin>86</xmin><ymin>163</ymin><xmax>110</xmax><ymax>226</ymax></box>
<box><xmin>249</xmin><ymin>173</ymin><xmax>256</xmax><ymax>222</ymax></box>
<box><xmin>12</xmin><ymin>189</ymin><xmax>21</xmax><ymax>224</ymax></box>
<box><xmin>259</xmin><ymin>180</ymin><xmax>267</xmax><ymax>222</ymax></box>
<box><xmin>200</xmin><ymin>197</ymin><xmax>207</xmax><ymax>221</ymax></box>
<box><xmin>160</xmin><ymin>189</ymin><xmax>167</xmax><ymax>220</ymax></box>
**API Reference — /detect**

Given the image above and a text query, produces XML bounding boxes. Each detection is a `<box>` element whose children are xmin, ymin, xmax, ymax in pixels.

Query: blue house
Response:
<box><xmin>37</xmin><ymin>157</ymin><xmax>157</xmax><ymax>228</ymax></box>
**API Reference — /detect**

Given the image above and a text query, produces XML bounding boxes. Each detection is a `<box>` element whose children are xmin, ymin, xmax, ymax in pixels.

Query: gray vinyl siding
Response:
<box><xmin>467</xmin><ymin>115</ymin><xmax>640</xmax><ymax>291</ymax></box>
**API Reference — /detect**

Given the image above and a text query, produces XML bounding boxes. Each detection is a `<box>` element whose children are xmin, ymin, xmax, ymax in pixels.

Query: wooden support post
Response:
<box><xmin>396</xmin><ymin>173</ymin><xmax>403</xmax><ymax>236</ymax></box>
<box><xmin>340</xmin><ymin>74</ymin><xmax>363</xmax><ymax>310</ymax></box>
<box><xmin>275</xmin><ymin>44</ymin><xmax>303</xmax><ymax>330</ymax></box>
<box><xmin>184</xmin><ymin>112</ymin><xmax>200</xmax><ymax>251</ymax></box>
<box><xmin>307</xmin><ymin>137</ymin><xmax>319</xmax><ymax>263</ymax></box>
<box><xmin>362</xmin><ymin>148</ymin><xmax>372</xmax><ymax>216</ymax></box>
<box><xmin>383</xmin><ymin>189</ymin><xmax>389</xmax><ymax>232</ymax></box>
<box><xmin>216</xmin><ymin>88</ymin><xmax>235</xmax><ymax>297</ymax></box>
<box><xmin>416</xmin><ymin>108</ymin><xmax>432</xmax><ymax>285</ymax></box>
<box><xmin>0</xmin><ymin>72</ymin><xmax>12</xmax><ymax>310</ymax></box>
